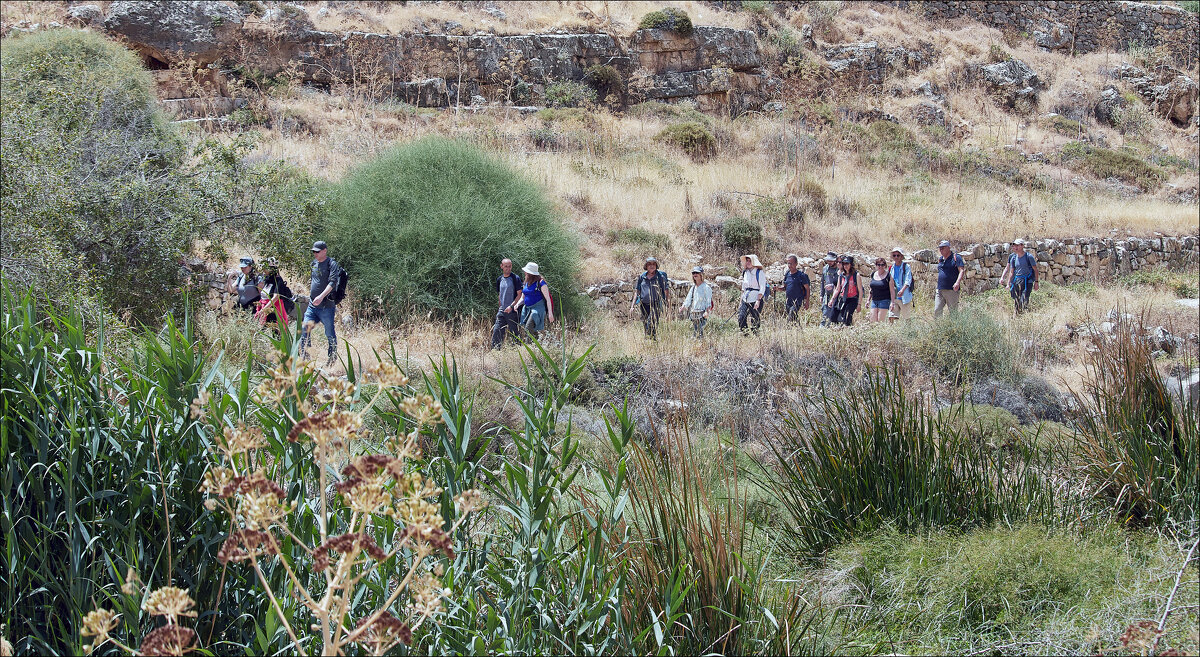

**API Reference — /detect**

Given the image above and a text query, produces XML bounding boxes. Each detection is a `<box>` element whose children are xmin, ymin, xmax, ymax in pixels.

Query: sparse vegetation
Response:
<box><xmin>1060</xmin><ymin>142</ymin><xmax>1166</xmax><ymax>191</ymax></box>
<box><xmin>909</xmin><ymin>312</ymin><xmax>1019</xmax><ymax>383</ymax></box>
<box><xmin>544</xmin><ymin>80</ymin><xmax>597</xmax><ymax>108</ymax></box>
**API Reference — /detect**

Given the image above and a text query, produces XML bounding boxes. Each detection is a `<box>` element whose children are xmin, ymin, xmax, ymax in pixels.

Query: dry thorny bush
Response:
<box><xmin>81</xmin><ymin>352</ymin><xmax>484</xmax><ymax>656</ymax></box>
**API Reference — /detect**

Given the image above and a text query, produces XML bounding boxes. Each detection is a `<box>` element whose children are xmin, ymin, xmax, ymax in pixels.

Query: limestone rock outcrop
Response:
<box><xmin>105</xmin><ymin>1</ymin><xmax>242</xmax><ymax>65</ymax></box>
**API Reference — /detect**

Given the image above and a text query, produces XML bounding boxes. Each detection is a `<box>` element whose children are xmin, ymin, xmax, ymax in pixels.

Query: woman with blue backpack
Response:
<box><xmin>999</xmin><ymin>238</ymin><xmax>1039</xmax><ymax>315</ymax></box>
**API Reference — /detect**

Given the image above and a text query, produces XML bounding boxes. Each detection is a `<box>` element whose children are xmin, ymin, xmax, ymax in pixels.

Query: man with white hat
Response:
<box><xmin>999</xmin><ymin>238</ymin><xmax>1039</xmax><ymax>314</ymax></box>
<box><xmin>738</xmin><ymin>254</ymin><xmax>766</xmax><ymax>335</ymax></box>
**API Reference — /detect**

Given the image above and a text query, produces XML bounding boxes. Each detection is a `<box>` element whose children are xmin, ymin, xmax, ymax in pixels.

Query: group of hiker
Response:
<box><xmin>489</xmin><ymin>237</ymin><xmax>1040</xmax><ymax>346</ymax></box>
<box><xmin>227</xmin><ymin>240</ymin><xmax>347</xmax><ymax>364</ymax></box>
<box><xmin>230</xmin><ymin>236</ymin><xmax>1039</xmax><ymax>357</ymax></box>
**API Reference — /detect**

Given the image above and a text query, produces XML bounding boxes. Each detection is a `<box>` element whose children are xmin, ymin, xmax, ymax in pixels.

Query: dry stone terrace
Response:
<box><xmin>581</xmin><ymin>234</ymin><xmax>1200</xmax><ymax>308</ymax></box>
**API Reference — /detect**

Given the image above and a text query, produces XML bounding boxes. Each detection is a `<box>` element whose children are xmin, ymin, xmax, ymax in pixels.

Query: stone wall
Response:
<box><xmin>581</xmin><ymin>234</ymin><xmax>1200</xmax><ymax>308</ymax></box>
<box><xmin>880</xmin><ymin>1</ymin><xmax>1199</xmax><ymax>65</ymax></box>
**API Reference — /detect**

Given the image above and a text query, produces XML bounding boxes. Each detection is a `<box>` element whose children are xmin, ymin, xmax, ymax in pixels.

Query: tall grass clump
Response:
<box><xmin>767</xmin><ymin>367</ymin><xmax>1055</xmax><ymax>554</ymax></box>
<box><xmin>908</xmin><ymin>312</ymin><xmax>1019</xmax><ymax>383</ymax></box>
<box><xmin>326</xmin><ymin>137</ymin><xmax>583</xmax><ymax>320</ymax></box>
<box><xmin>637</xmin><ymin>7</ymin><xmax>693</xmax><ymax>35</ymax></box>
<box><xmin>1072</xmin><ymin>313</ymin><xmax>1199</xmax><ymax>530</ymax></box>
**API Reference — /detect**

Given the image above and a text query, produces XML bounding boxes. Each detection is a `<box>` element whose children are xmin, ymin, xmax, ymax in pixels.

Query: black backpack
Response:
<box><xmin>329</xmin><ymin>260</ymin><xmax>349</xmax><ymax>304</ymax></box>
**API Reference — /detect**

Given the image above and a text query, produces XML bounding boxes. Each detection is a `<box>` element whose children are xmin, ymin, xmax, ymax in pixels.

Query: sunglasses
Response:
<box><xmin>875</xmin><ymin>262</ymin><xmax>886</xmax><ymax>266</ymax></box>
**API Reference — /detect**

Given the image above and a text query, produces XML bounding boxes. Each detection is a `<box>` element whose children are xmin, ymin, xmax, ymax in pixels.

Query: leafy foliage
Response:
<box><xmin>1060</xmin><ymin>142</ymin><xmax>1165</xmax><ymax>191</ymax></box>
<box><xmin>723</xmin><ymin>216</ymin><xmax>764</xmax><ymax>250</ymax></box>
<box><xmin>0</xmin><ymin>29</ymin><xmax>325</xmax><ymax>322</ymax></box>
<box><xmin>545</xmin><ymin>80</ymin><xmax>597</xmax><ymax>108</ymax></box>
<box><xmin>0</xmin><ymin>283</ymin><xmax>249</xmax><ymax>654</ymax></box>
<box><xmin>325</xmin><ymin>137</ymin><xmax>583</xmax><ymax>319</ymax></box>
<box><xmin>583</xmin><ymin>64</ymin><xmax>623</xmax><ymax>104</ymax></box>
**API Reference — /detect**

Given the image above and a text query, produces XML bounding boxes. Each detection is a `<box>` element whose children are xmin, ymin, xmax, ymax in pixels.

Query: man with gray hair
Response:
<box><xmin>774</xmin><ymin>253</ymin><xmax>811</xmax><ymax>322</ymax></box>
<box><xmin>998</xmin><ymin>238</ymin><xmax>1039</xmax><ymax>315</ymax></box>
<box><xmin>491</xmin><ymin>258</ymin><xmax>522</xmax><ymax>349</ymax></box>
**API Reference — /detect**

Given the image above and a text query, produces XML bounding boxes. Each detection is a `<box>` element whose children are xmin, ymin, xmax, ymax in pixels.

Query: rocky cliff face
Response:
<box><xmin>100</xmin><ymin>1</ymin><xmax>770</xmax><ymax>114</ymax></box>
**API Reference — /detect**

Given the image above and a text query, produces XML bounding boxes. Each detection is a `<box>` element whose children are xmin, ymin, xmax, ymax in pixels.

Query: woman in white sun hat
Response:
<box><xmin>888</xmin><ymin>247</ymin><xmax>914</xmax><ymax>322</ymax></box>
<box><xmin>512</xmin><ymin>262</ymin><xmax>554</xmax><ymax>340</ymax></box>
<box><xmin>738</xmin><ymin>254</ymin><xmax>766</xmax><ymax>335</ymax></box>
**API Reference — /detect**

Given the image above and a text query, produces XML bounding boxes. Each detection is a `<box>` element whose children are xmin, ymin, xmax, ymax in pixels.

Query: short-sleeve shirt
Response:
<box><xmin>782</xmin><ymin>270</ymin><xmax>810</xmax><ymax>303</ymax></box>
<box><xmin>637</xmin><ymin>270</ymin><xmax>668</xmax><ymax>306</ymax></box>
<box><xmin>310</xmin><ymin>258</ymin><xmax>343</xmax><ymax>300</ymax></box>
<box><xmin>522</xmin><ymin>279</ymin><xmax>547</xmax><ymax>307</ymax></box>
<box><xmin>236</xmin><ymin>273</ymin><xmax>264</xmax><ymax>306</ymax></box>
<box><xmin>1009</xmin><ymin>252</ymin><xmax>1037</xmax><ymax>279</ymax></box>
<box><xmin>937</xmin><ymin>254</ymin><xmax>964</xmax><ymax>290</ymax></box>
<box><xmin>497</xmin><ymin>273</ymin><xmax>520</xmax><ymax>308</ymax></box>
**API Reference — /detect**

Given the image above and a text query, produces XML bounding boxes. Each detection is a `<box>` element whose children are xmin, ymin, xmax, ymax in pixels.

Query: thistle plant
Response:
<box><xmin>84</xmin><ymin>349</ymin><xmax>483</xmax><ymax>656</ymax></box>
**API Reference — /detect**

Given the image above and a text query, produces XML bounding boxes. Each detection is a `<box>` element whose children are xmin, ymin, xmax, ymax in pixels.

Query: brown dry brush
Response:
<box><xmin>81</xmin><ymin>351</ymin><xmax>483</xmax><ymax>657</ymax></box>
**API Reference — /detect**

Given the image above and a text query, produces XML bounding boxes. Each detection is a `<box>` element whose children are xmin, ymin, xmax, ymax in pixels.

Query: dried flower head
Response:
<box><xmin>217</xmin><ymin>529</ymin><xmax>281</xmax><ymax>565</ymax></box>
<box><xmin>138</xmin><ymin>624</ymin><xmax>197</xmax><ymax>657</ymax></box>
<box><xmin>365</xmin><ymin>361</ymin><xmax>409</xmax><ymax>388</ymax></box>
<box><xmin>1119</xmin><ymin>620</ymin><xmax>1161</xmax><ymax>650</ymax></box>
<box><xmin>80</xmin><ymin>608</ymin><xmax>119</xmax><ymax>643</ymax></box>
<box><xmin>188</xmin><ymin>390</ymin><xmax>210</xmax><ymax>421</ymax></box>
<box><xmin>454</xmin><ymin>489</ymin><xmax>485</xmax><ymax>515</ymax></box>
<box><xmin>142</xmin><ymin>586</ymin><xmax>197</xmax><ymax>622</ymax></box>
<box><xmin>407</xmin><ymin>569</ymin><xmax>449</xmax><ymax>618</ymax></box>
<box><xmin>354</xmin><ymin>611</ymin><xmax>412</xmax><ymax>654</ymax></box>
<box><xmin>219</xmin><ymin>423</ymin><xmax>266</xmax><ymax>456</ymax></box>
<box><xmin>121</xmin><ymin>568</ymin><xmax>143</xmax><ymax>596</ymax></box>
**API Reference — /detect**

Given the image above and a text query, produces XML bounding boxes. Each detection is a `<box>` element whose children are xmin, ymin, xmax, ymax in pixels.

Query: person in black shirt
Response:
<box><xmin>300</xmin><ymin>240</ymin><xmax>343</xmax><ymax>364</ymax></box>
<box><xmin>492</xmin><ymin>258</ymin><xmax>522</xmax><ymax>349</ymax></box>
<box><xmin>774</xmin><ymin>254</ymin><xmax>811</xmax><ymax>322</ymax></box>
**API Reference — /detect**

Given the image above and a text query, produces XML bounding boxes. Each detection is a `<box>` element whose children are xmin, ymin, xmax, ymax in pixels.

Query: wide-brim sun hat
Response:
<box><xmin>742</xmin><ymin>254</ymin><xmax>763</xmax><ymax>268</ymax></box>
<box><xmin>522</xmin><ymin>262</ymin><xmax>539</xmax><ymax>276</ymax></box>
<box><xmin>824</xmin><ymin>252</ymin><xmax>838</xmax><ymax>262</ymax></box>
<box><xmin>891</xmin><ymin>247</ymin><xmax>904</xmax><ymax>256</ymax></box>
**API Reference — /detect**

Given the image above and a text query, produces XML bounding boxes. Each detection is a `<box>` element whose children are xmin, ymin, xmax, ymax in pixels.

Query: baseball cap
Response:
<box><xmin>938</xmin><ymin>240</ymin><xmax>951</xmax><ymax>248</ymax></box>
<box><xmin>312</xmin><ymin>240</ymin><xmax>328</xmax><ymax>252</ymax></box>
<box><xmin>1012</xmin><ymin>238</ymin><xmax>1026</xmax><ymax>245</ymax></box>
<box><xmin>238</xmin><ymin>256</ymin><xmax>254</xmax><ymax>267</ymax></box>
<box><xmin>691</xmin><ymin>266</ymin><xmax>704</xmax><ymax>274</ymax></box>
<box><xmin>824</xmin><ymin>252</ymin><xmax>838</xmax><ymax>262</ymax></box>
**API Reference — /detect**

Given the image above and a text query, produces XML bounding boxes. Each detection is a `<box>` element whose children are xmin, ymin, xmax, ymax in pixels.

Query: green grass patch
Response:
<box><xmin>1044</xmin><ymin>114</ymin><xmax>1084</xmax><ymax>136</ymax></box>
<box><xmin>1060</xmin><ymin>141</ymin><xmax>1165</xmax><ymax>190</ymax></box>
<box><xmin>607</xmin><ymin>227</ymin><xmax>672</xmax><ymax>251</ymax></box>
<box><xmin>828</xmin><ymin>524</ymin><xmax>1199</xmax><ymax>655</ymax></box>
<box><xmin>1120</xmin><ymin>269</ymin><xmax>1200</xmax><ymax>298</ymax></box>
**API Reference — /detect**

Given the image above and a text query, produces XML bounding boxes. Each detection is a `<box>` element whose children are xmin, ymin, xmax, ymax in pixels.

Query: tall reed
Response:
<box><xmin>766</xmin><ymin>366</ymin><xmax>1056</xmax><ymax>554</ymax></box>
<box><xmin>1072</xmin><ymin>313</ymin><xmax>1199</xmax><ymax>530</ymax></box>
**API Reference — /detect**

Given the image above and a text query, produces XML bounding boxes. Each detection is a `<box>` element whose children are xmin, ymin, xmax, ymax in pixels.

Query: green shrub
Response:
<box><xmin>722</xmin><ymin>216</ymin><xmax>763</xmax><ymax>250</ymax></box>
<box><xmin>637</xmin><ymin>7</ymin><xmax>694</xmax><ymax>35</ymax></box>
<box><xmin>326</xmin><ymin>137</ymin><xmax>583</xmax><ymax>319</ymax></box>
<box><xmin>785</xmin><ymin>174</ymin><xmax>827</xmax><ymax>216</ymax></box>
<box><xmin>908</xmin><ymin>312</ymin><xmax>1019</xmax><ymax>383</ymax></box>
<box><xmin>527</xmin><ymin>124</ymin><xmax>560</xmax><ymax>150</ymax></box>
<box><xmin>988</xmin><ymin>42</ymin><xmax>1011</xmax><ymax>62</ymax></box>
<box><xmin>544</xmin><ymin>80</ymin><xmax>597</xmax><ymax>108</ymax></box>
<box><xmin>583</xmin><ymin>64</ymin><xmax>623</xmax><ymax>102</ymax></box>
<box><xmin>1060</xmin><ymin>141</ymin><xmax>1165</xmax><ymax>190</ymax></box>
<box><xmin>1120</xmin><ymin>269</ymin><xmax>1200</xmax><ymax>298</ymax></box>
<box><xmin>608</xmin><ymin>227</ymin><xmax>672</xmax><ymax>251</ymax></box>
<box><xmin>1045</xmin><ymin>113</ymin><xmax>1084</xmax><ymax>136</ymax></box>
<box><xmin>829</xmin><ymin>525</ymin><xmax>1196</xmax><ymax>654</ymax></box>
<box><xmin>766</xmin><ymin>367</ymin><xmax>1054</xmax><ymax>553</ymax></box>
<box><xmin>655</xmin><ymin>121</ymin><xmax>716</xmax><ymax>160</ymax></box>
<box><xmin>1181</xmin><ymin>0</ymin><xmax>1199</xmax><ymax>14</ymax></box>
<box><xmin>938</xmin><ymin>403</ymin><xmax>1020</xmax><ymax>446</ymax></box>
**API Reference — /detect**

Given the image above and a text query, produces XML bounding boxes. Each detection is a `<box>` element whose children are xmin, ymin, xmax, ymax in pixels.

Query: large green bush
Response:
<box><xmin>655</xmin><ymin>121</ymin><xmax>716</xmax><ymax>160</ymax></box>
<box><xmin>326</xmin><ymin>137</ymin><xmax>583</xmax><ymax>319</ymax></box>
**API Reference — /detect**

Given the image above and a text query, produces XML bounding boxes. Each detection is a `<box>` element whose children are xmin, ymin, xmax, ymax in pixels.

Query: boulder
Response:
<box><xmin>1033</xmin><ymin>18</ymin><xmax>1072</xmax><ymax>51</ymax></box>
<box><xmin>981</xmin><ymin>59</ymin><xmax>1040</xmax><ymax>90</ymax></box>
<box><xmin>1150</xmin><ymin>74</ymin><xmax>1198</xmax><ymax>125</ymax></box>
<box><xmin>105</xmin><ymin>1</ymin><xmax>242</xmax><ymax>65</ymax></box>
<box><xmin>1094</xmin><ymin>85</ymin><xmax>1127</xmax><ymax>126</ymax></box>
<box><xmin>65</xmin><ymin>4</ymin><xmax>104</xmax><ymax>28</ymax></box>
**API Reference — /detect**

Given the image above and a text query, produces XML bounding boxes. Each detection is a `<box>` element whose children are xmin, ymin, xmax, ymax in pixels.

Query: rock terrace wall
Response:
<box><xmin>881</xmin><ymin>1</ymin><xmax>1199</xmax><ymax>65</ymax></box>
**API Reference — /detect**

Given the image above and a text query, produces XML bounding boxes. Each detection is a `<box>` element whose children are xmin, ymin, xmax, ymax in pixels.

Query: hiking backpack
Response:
<box><xmin>329</xmin><ymin>260</ymin><xmax>350</xmax><ymax>304</ymax></box>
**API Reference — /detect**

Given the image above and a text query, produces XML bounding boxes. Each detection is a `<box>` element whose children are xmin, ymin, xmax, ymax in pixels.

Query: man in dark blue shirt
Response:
<box><xmin>301</xmin><ymin>240</ymin><xmax>344</xmax><ymax>364</ymax></box>
<box><xmin>775</xmin><ymin>253</ymin><xmax>811</xmax><ymax>322</ymax></box>
<box><xmin>934</xmin><ymin>239</ymin><xmax>965</xmax><ymax>318</ymax></box>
